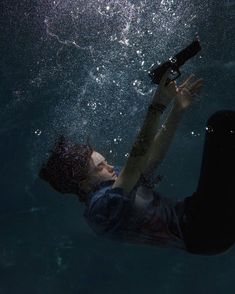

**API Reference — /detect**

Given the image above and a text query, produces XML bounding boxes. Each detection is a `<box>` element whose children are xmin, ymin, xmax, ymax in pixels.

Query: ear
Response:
<box><xmin>79</xmin><ymin>177</ymin><xmax>90</xmax><ymax>191</ymax></box>
<box><xmin>80</xmin><ymin>175</ymin><xmax>100</xmax><ymax>193</ymax></box>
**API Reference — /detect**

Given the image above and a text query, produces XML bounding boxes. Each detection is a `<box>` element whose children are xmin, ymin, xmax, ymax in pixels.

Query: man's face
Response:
<box><xmin>89</xmin><ymin>151</ymin><xmax>117</xmax><ymax>184</ymax></box>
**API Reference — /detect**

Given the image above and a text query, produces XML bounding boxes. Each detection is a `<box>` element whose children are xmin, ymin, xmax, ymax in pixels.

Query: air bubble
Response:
<box><xmin>113</xmin><ymin>136</ymin><xmax>122</xmax><ymax>144</ymax></box>
<box><xmin>34</xmin><ymin>129</ymin><xmax>42</xmax><ymax>136</ymax></box>
<box><xmin>206</xmin><ymin>126</ymin><xmax>214</xmax><ymax>133</ymax></box>
<box><xmin>82</xmin><ymin>119</ymin><xmax>88</xmax><ymax>125</ymax></box>
<box><xmin>190</xmin><ymin>131</ymin><xmax>200</xmax><ymax>137</ymax></box>
<box><xmin>87</xmin><ymin>102</ymin><xmax>97</xmax><ymax>110</ymax></box>
<box><xmin>119</xmin><ymin>38</ymin><xmax>129</xmax><ymax>46</ymax></box>
<box><xmin>110</xmin><ymin>35</ymin><xmax>118</xmax><ymax>41</ymax></box>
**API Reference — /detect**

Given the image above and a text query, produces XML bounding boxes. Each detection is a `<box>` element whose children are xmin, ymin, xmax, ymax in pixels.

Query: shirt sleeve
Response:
<box><xmin>88</xmin><ymin>187</ymin><xmax>132</xmax><ymax>234</ymax></box>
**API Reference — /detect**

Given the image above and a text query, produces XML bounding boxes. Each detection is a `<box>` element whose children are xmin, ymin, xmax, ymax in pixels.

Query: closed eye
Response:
<box><xmin>96</xmin><ymin>162</ymin><xmax>105</xmax><ymax>171</ymax></box>
<box><xmin>96</xmin><ymin>160</ymin><xmax>107</xmax><ymax>171</ymax></box>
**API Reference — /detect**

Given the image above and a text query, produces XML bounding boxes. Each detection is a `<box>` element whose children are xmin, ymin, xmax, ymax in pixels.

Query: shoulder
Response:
<box><xmin>88</xmin><ymin>184</ymin><xmax>129</xmax><ymax>214</ymax></box>
<box><xmin>84</xmin><ymin>183</ymin><xmax>133</xmax><ymax>233</ymax></box>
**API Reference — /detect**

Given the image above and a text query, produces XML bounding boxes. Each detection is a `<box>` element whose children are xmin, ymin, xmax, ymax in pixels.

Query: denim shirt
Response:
<box><xmin>84</xmin><ymin>166</ymin><xmax>186</xmax><ymax>250</ymax></box>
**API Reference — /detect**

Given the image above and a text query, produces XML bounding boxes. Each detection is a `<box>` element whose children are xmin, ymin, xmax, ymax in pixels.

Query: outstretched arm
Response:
<box><xmin>112</xmin><ymin>70</ymin><xmax>177</xmax><ymax>194</ymax></box>
<box><xmin>113</xmin><ymin>73</ymin><xmax>203</xmax><ymax>196</ymax></box>
<box><xmin>142</xmin><ymin>102</ymin><xmax>185</xmax><ymax>177</ymax></box>
<box><xmin>142</xmin><ymin>74</ymin><xmax>204</xmax><ymax>176</ymax></box>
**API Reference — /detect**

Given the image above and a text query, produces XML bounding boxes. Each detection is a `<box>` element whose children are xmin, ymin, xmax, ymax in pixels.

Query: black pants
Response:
<box><xmin>176</xmin><ymin>110</ymin><xmax>235</xmax><ymax>255</ymax></box>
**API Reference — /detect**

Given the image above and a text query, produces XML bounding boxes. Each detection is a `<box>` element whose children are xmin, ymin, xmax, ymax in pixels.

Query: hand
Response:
<box><xmin>153</xmin><ymin>69</ymin><xmax>179</xmax><ymax>107</ymax></box>
<box><xmin>174</xmin><ymin>74</ymin><xmax>204</xmax><ymax>110</ymax></box>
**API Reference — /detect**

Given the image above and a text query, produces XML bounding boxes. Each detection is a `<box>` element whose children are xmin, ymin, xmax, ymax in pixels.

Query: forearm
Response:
<box><xmin>129</xmin><ymin>91</ymin><xmax>166</xmax><ymax>158</ymax></box>
<box><xmin>143</xmin><ymin>103</ymin><xmax>185</xmax><ymax>174</ymax></box>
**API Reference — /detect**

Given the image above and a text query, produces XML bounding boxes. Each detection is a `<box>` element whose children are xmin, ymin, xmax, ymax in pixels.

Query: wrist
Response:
<box><xmin>149</xmin><ymin>102</ymin><xmax>167</xmax><ymax>114</ymax></box>
<box><xmin>172</xmin><ymin>101</ymin><xmax>186</xmax><ymax>114</ymax></box>
<box><xmin>153</xmin><ymin>91</ymin><xmax>169</xmax><ymax>106</ymax></box>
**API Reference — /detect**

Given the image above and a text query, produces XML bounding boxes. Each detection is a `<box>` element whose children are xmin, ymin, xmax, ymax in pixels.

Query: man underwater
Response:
<box><xmin>39</xmin><ymin>70</ymin><xmax>235</xmax><ymax>255</ymax></box>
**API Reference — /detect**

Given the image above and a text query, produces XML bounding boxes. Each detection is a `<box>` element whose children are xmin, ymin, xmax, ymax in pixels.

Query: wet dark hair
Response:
<box><xmin>39</xmin><ymin>135</ymin><xmax>94</xmax><ymax>202</ymax></box>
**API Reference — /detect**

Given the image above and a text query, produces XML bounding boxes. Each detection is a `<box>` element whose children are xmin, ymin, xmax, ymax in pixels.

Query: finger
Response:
<box><xmin>163</xmin><ymin>80</ymin><xmax>176</xmax><ymax>90</ymax></box>
<box><xmin>179</xmin><ymin>74</ymin><xmax>196</xmax><ymax>89</ymax></box>
<box><xmin>159</xmin><ymin>68</ymin><xmax>171</xmax><ymax>87</ymax></box>
<box><xmin>189</xmin><ymin>79</ymin><xmax>204</xmax><ymax>93</ymax></box>
<box><xmin>191</xmin><ymin>85</ymin><xmax>203</xmax><ymax>98</ymax></box>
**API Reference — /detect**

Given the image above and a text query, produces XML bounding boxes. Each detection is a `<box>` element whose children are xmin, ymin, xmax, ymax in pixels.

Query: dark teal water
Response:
<box><xmin>0</xmin><ymin>0</ymin><xmax>235</xmax><ymax>293</ymax></box>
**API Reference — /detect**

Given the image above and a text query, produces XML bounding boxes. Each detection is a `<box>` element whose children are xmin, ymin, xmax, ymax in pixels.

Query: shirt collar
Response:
<box><xmin>85</xmin><ymin>179</ymin><xmax>115</xmax><ymax>205</ymax></box>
